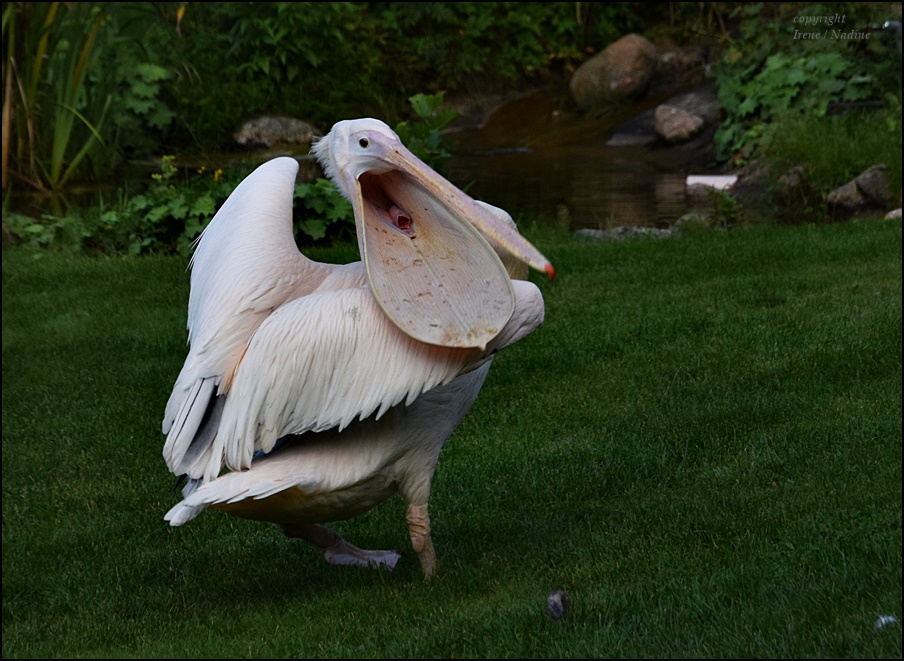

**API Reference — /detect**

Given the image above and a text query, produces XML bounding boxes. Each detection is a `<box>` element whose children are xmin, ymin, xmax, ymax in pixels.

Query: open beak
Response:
<box><xmin>341</xmin><ymin>137</ymin><xmax>554</xmax><ymax>349</ymax></box>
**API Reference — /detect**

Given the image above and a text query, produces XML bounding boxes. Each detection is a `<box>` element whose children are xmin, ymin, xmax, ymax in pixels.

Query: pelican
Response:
<box><xmin>162</xmin><ymin>118</ymin><xmax>553</xmax><ymax>577</ymax></box>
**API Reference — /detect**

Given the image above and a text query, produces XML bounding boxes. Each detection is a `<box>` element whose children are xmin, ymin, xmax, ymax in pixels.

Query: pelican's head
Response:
<box><xmin>312</xmin><ymin>118</ymin><xmax>401</xmax><ymax>186</ymax></box>
<box><xmin>312</xmin><ymin>118</ymin><xmax>553</xmax><ymax>349</ymax></box>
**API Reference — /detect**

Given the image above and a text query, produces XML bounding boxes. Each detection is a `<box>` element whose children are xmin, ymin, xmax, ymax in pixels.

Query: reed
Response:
<box><xmin>2</xmin><ymin>2</ymin><xmax>109</xmax><ymax>193</ymax></box>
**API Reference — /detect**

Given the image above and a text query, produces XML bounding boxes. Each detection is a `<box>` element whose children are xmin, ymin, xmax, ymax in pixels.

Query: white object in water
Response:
<box><xmin>686</xmin><ymin>175</ymin><xmax>738</xmax><ymax>191</ymax></box>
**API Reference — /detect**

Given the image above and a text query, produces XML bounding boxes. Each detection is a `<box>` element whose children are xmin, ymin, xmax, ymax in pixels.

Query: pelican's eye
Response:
<box><xmin>358</xmin><ymin>138</ymin><xmax>369</xmax><ymax>148</ymax></box>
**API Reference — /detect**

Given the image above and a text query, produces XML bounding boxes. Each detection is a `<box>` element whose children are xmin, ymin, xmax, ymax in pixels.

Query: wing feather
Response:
<box><xmin>214</xmin><ymin>285</ymin><xmax>483</xmax><ymax>478</ymax></box>
<box><xmin>162</xmin><ymin>157</ymin><xmax>333</xmax><ymax>478</ymax></box>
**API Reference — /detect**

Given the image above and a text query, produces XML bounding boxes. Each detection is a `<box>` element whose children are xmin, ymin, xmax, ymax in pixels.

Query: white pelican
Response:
<box><xmin>162</xmin><ymin>118</ymin><xmax>553</xmax><ymax>577</ymax></box>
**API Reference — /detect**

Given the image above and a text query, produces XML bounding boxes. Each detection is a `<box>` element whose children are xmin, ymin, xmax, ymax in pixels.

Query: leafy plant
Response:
<box><xmin>103</xmin><ymin>60</ymin><xmax>175</xmax><ymax>160</ymax></box>
<box><xmin>225</xmin><ymin>2</ymin><xmax>363</xmax><ymax>85</ymax></box>
<box><xmin>393</xmin><ymin>92</ymin><xmax>460</xmax><ymax>170</ymax></box>
<box><xmin>3</xmin><ymin>154</ymin><xmax>358</xmax><ymax>256</ymax></box>
<box><xmin>2</xmin><ymin>2</ymin><xmax>180</xmax><ymax>195</ymax></box>
<box><xmin>366</xmin><ymin>3</ymin><xmax>631</xmax><ymax>91</ymax></box>
<box><xmin>292</xmin><ymin>178</ymin><xmax>354</xmax><ymax>243</ymax></box>
<box><xmin>122</xmin><ymin>156</ymin><xmax>226</xmax><ymax>255</ymax></box>
<box><xmin>1</xmin><ymin>156</ymin><xmax>229</xmax><ymax>255</ymax></box>
<box><xmin>706</xmin><ymin>188</ymin><xmax>745</xmax><ymax>226</ymax></box>
<box><xmin>1</xmin><ymin>210</ymin><xmax>70</xmax><ymax>248</ymax></box>
<box><xmin>166</xmin><ymin>2</ymin><xmax>374</xmax><ymax>148</ymax></box>
<box><xmin>716</xmin><ymin>51</ymin><xmax>878</xmax><ymax>164</ymax></box>
<box><xmin>713</xmin><ymin>3</ymin><xmax>898</xmax><ymax>166</ymax></box>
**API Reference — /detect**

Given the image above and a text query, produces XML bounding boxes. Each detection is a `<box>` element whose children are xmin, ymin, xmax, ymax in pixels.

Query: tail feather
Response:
<box><xmin>163</xmin><ymin>451</ymin><xmax>318</xmax><ymax>526</ymax></box>
<box><xmin>164</xmin><ymin>501</ymin><xmax>204</xmax><ymax>526</ymax></box>
<box><xmin>164</xmin><ymin>477</ymin><xmax>204</xmax><ymax>526</ymax></box>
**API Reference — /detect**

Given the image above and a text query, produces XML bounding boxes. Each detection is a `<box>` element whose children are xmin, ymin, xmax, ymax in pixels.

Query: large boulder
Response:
<box><xmin>569</xmin><ymin>34</ymin><xmax>658</xmax><ymax>111</ymax></box>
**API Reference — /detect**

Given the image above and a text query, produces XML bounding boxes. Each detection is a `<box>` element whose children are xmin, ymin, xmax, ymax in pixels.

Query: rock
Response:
<box><xmin>648</xmin><ymin>46</ymin><xmax>708</xmax><ymax>98</ymax></box>
<box><xmin>575</xmin><ymin>226</ymin><xmax>674</xmax><ymax>241</ymax></box>
<box><xmin>234</xmin><ymin>116</ymin><xmax>319</xmax><ymax>149</ymax></box>
<box><xmin>826</xmin><ymin>164</ymin><xmax>892</xmax><ymax>215</ymax></box>
<box><xmin>826</xmin><ymin>180</ymin><xmax>865</xmax><ymax>212</ymax></box>
<box><xmin>778</xmin><ymin>165</ymin><xmax>807</xmax><ymax>193</ymax></box>
<box><xmin>605</xmin><ymin>83</ymin><xmax>719</xmax><ymax>152</ymax></box>
<box><xmin>664</xmin><ymin>86</ymin><xmax>722</xmax><ymax>124</ymax></box>
<box><xmin>546</xmin><ymin>589</ymin><xmax>572</xmax><ymax>620</ymax></box>
<box><xmin>885</xmin><ymin>208</ymin><xmax>902</xmax><ymax>219</ymax></box>
<box><xmin>570</xmin><ymin>34</ymin><xmax>658</xmax><ymax>111</ymax></box>
<box><xmin>854</xmin><ymin>164</ymin><xmax>893</xmax><ymax>206</ymax></box>
<box><xmin>655</xmin><ymin>104</ymin><xmax>705</xmax><ymax>143</ymax></box>
<box><xmin>685</xmin><ymin>183</ymin><xmax>715</xmax><ymax>204</ymax></box>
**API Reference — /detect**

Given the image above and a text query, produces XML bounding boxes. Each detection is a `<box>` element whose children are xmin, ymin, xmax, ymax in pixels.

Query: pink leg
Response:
<box><xmin>406</xmin><ymin>503</ymin><xmax>436</xmax><ymax>579</ymax></box>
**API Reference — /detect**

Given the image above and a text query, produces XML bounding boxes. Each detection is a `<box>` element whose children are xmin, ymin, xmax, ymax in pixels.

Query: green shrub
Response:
<box><xmin>713</xmin><ymin>3</ymin><xmax>900</xmax><ymax>165</ymax></box>
<box><xmin>764</xmin><ymin>100</ymin><xmax>902</xmax><ymax>191</ymax></box>
<box><xmin>2</xmin><ymin>92</ymin><xmax>461</xmax><ymax>256</ymax></box>
<box><xmin>2</xmin><ymin>3</ymin><xmax>181</xmax><ymax>190</ymax></box>
<box><xmin>291</xmin><ymin>178</ymin><xmax>354</xmax><ymax>244</ymax></box>
<box><xmin>716</xmin><ymin>51</ymin><xmax>878</xmax><ymax>164</ymax></box>
<box><xmin>85</xmin><ymin>157</ymin><xmax>354</xmax><ymax>256</ymax></box>
<box><xmin>160</xmin><ymin>2</ymin><xmax>645</xmax><ymax>151</ymax></box>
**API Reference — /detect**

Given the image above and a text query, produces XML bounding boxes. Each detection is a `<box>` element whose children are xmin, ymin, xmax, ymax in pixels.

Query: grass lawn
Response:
<box><xmin>2</xmin><ymin>218</ymin><xmax>901</xmax><ymax>658</ymax></box>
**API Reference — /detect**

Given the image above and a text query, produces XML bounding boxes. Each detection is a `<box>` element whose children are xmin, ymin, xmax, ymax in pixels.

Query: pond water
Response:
<box><xmin>441</xmin><ymin>88</ymin><xmax>710</xmax><ymax>230</ymax></box>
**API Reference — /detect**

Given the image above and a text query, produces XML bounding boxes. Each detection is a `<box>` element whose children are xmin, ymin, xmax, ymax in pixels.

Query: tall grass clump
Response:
<box><xmin>2</xmin><ymin>2</ymin><xmax>110</xmax><ymax>193</ymax></box>
<box><xmin>760</xmin><ymin>101</ymin><xmax>902</xmax><ymax>221</ymax></box>
<box><xmin>2</xmin><ymin>2</ymin><xmax>177</xmax><ymax>198</ymax></box>
<box><xmin>764</xmin><ymin>105</ymin><xmax>902</xmax><ymax>194</ymax></box>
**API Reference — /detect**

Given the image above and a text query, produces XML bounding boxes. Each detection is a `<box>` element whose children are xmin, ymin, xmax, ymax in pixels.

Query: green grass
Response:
<box><xmin>2</xmin><ymin>219</ymin><xmax>901</xmax><ymax>658</ymax></box>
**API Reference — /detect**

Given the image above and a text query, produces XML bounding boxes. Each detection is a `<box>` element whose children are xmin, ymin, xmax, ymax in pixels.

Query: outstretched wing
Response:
<box><xmin>162</xmin><ymin>157</ymin><xmax>332</xmax><ymax>479</ymax></box>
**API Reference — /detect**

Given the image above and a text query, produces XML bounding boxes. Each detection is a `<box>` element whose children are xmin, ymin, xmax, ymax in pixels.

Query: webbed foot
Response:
<box><xmin>279</xmin><ymin>523</ymin><xmax>405</xmax><ymax>571</ymax></box>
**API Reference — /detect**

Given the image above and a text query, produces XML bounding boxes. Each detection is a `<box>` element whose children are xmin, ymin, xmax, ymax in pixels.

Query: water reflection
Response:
<box><xmin>443</xmin><ymin>89</ymin><xmax>705</xmax><ymax>230</ymax></box>
<box><xmin>446</xmin><ymin>146</ymin><xmax>690</xmax><ymax>229</ymax></box>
